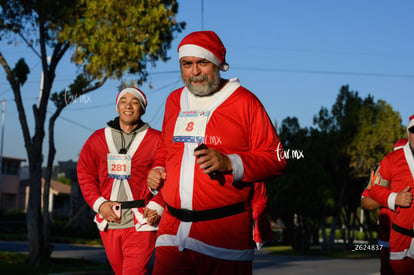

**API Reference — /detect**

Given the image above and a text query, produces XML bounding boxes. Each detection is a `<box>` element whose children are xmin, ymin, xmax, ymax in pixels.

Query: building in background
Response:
<box><xmin>0</xmin><ymin>156</ymin><xmax>71</xmax><ymax>219</ymax></box>
<box><xmin>0</xmin><ymin>156</ymin><xmax>26</xmax><ymax>211</ymax></box>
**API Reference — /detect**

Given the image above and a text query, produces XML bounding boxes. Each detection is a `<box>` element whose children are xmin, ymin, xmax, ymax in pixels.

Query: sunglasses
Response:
<box><xmin>409</xmin><ymin>127</ymin><xmax>414</xmax><ymax>134</ymax></box>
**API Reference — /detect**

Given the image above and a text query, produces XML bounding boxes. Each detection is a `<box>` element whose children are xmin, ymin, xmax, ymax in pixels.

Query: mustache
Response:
<box><xmin>189</xmin><ymin>75</ymin><xmax>208</xmax><ymax>82</ymax></box>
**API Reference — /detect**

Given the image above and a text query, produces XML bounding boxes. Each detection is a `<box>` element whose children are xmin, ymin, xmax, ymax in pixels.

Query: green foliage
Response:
<box><xmin>11</xmin><ymin>58</ymin><xmax>29</xmax><ymax>86</ymax></box>
<box><xmin>59</xmin><ymin>0</ymin><xmax>185</xmax><ymax>80</ymax></box>
<box><xmin>314</xmin><ymin>86</ymin><xmax>404</xmax><ymax>178</ymax></box>
<box><xmin>57</xmin><ymin>175</ymin><xmax>71</xmax><ymax>186</ymax></box>
<box><xmin>0</xmin><ymin>0</ymin><xmax>80</xmax><ymax>45</ymax></box>
<box><xmin>268</xmin><ymin>85</ymin><xmax>404</xmax><ymax>253</ymax></box>
<box><xmin>346</xmin><ymin>99</ymin><xmax>404</xmax><ymax>177</ymax></box>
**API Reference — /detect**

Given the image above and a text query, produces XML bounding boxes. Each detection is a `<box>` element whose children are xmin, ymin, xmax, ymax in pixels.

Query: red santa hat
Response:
<box><xmin>408</xmin><ymin>114</ymin><xmax>414</xmax><ymax>131</ymax></box>
<box><xmin>116</xmin><ymin>87</ymin><xmax>147</xmax><ymax>113</ymax></box>
<box><xmin>178</xmin><ymin>31</ymin><xmax>229</xmax><ymax>71</ymax></box>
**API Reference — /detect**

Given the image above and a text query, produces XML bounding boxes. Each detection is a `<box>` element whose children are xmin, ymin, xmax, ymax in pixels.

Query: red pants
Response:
<box><xmin>152</xmin><ymin>246</ymin><xmax>252</xmax><ymax>275</ymax></box>
<box><xmin>100</xmin><ymin>228</ymin><xmax>156</xmax><ymax>275</ymax></box>
<box><xmin>391</xmin><ymin>257</ymin><xmax>414</xmax><ymax>275</ymax></box>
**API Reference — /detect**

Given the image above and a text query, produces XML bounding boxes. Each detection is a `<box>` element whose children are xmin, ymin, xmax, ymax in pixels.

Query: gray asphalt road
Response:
<box><xmin>253</xmin><ymin>249</ymin><xmax>380</xmax><ymax>275</ymax></box>
<box><xmin>0</xmin><ymin>241</ymin><xmax>380</xmax><ymax>274</ymax></box>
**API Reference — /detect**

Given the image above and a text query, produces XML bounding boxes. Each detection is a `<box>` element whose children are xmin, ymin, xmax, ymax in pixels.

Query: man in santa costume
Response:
<box><xmin>77</xmin><ymin>87</ymin><xmax>165</xmax><ymax>275</ymax></box>
<box><xmin>368</xmin><ymin>115</ymin><xmax>414</xmax><ymax>274</ymax></box>
<box><xmin>361</xmin><ymin>138</ymin><xmax>407</xmax><ymax>275</ymax></box>
<box><xmin>147</xmin><ymin>30</ymin><xmax>286</xmax><ymax>274</ymax></box>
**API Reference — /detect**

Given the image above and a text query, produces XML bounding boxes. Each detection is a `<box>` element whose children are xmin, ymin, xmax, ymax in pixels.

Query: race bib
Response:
<box><xmin>107</xmin><ymin>154</ymin><xmax>131</xmax><ymax>179</ymax></box>
<box><xmin>173</xmin><ymin>110</ymin><xmax>209</xmax><ymax>143</ymax></box>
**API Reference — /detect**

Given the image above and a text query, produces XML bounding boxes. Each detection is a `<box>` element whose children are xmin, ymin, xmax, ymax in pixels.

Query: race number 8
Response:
<box><xmin>186</xmin><ymin>122</ymin><xmax>194</xmax><ymax>132</ymax></box>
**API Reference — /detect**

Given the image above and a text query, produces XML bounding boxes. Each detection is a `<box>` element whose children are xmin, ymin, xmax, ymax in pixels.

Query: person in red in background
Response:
<box><xmin>252</xmin><ymin>182</ymin><xmax>273</xmax><ymax>250</ymax></box>
<box><xmin>77</xmin><ymin>87</ymin><xmax>165</xmax><ymax>275</ymax></box>
<box><xmin>368</xmin><ymin>115</ymin><xmax>414</xmax><ymax>274</ymax></box>
<box><xmin>361</xmin><ymin>138</ymin><xmax>408</xmax><ymax>275</ymax></box>
<box><xmin>147</xmin><ymin>30</ymin><xmax>286</xmax><ymax>275</ymax></box>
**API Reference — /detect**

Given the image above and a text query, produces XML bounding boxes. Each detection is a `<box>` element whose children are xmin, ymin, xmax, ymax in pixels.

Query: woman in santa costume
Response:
<box><xmin>147</xmin><ymin>30</ymin><xmax>286</xmax><ymax>275</ymax></box>
<box><xmin>77</xmin><ymin>87</ymin><xmax>165</xmax><ymax>275</ymax></box>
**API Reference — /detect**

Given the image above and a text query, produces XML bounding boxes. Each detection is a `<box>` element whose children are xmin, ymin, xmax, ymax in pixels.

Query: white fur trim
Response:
<box><xmin>388</xmin><ymin>192</ymin><xmax>397</xmax><ymax>211</ymax></box>
<box><xmin>390</xmin><ymin>237</ymin><xmax>414</xmax><ymax>260</ymax></box>
<box><xmin>136</xmin><ymin>223</ymin><xmax>159</xmax><ymax>231</ymax></box>
<box><xmin>403</xmin><ymin>142</ymin><xmax>414</xmax><ymax>179</ymax></box>
<box><xmin>156</xmin><ymin>234</ymin><xmax>254</xmax><ymax>261</ymax></box>
<box><xmin>94</xmin><ymin>215</ymin><xmax>108</xmax><ymax>231</ymax></box>
<box><xmin>93</xmin><ymin>197</ymin><xmax>107</xmax><ymax>213</ymax></box>
<box><xmin>146</xmin><ymin>200</ymin><xmax>164</xmax><ymax>216</ymax></box>
<box><xmin>104</xmin><ymin>127</ymin><xmax>116</xmax><ymax>153</ymax></box>
<box><xmin>179</xmin><ymin>44</ymin><xmax>229</xmax><ymax>71</ymax></box>
<box><xmin>116</xmin><ymin>87</ymin><xmax>147</xmax><ymax>113</ymax></box>
<box><xmin>148</xmin><ymin>166</ymin><xmax>166</xmax><ymax>195</ymax></box>
<box><xmin>408</xmin><ymin>118</ymin><xmax>414</xmax><ymax>130</ymax></box>
<box><xmin>227</xmin><ymin>154</ymin><xmax>244</xmax><ymax>182</ymax></box>
<box><xmin>149</xmin><ymin>187</ymin><xmax>159</xmax><ymax>195</ymax></box>
<box><xmin>179</xmin><ymin>44</ymin><xmax>221</xmax><ymax>66</ymax></box>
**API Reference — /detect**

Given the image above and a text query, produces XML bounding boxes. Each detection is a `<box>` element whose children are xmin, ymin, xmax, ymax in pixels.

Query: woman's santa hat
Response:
<box><xmin>115</xmin><ymin>87</ymin><xmax>147</xmax><ymax>113</ymax></box>
<box><xmin>178</xmin><ymin>30</ymin><xmax>229</xmax><ymax>71</ymax></box>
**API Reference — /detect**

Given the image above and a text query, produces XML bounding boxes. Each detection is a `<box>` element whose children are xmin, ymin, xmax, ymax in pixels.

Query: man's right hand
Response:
<box><xmin>147</xmin><ymin>167</ymin><xmax>167</xmax><ymax>191</ymax></box>
<box><xmin>98</xmin><ymin>201</ymin><xmax>122</xmax><ymax>223</ymax></box>
<box><xmin>395</xmin><ymin>186</ymin><xmax>413</xmax><ymax>208</ymax></box>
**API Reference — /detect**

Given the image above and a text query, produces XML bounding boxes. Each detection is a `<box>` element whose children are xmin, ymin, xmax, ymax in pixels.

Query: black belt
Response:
<box><xmin>166</xmin><ymin>202</ymin><xmax>245</xmax><ymax>223</ymax></box>
<box><xmin>392</xmin><ymin>223</ymin><xmax>414</xmax><ymax>238</ymax></box>
<box><xmin>119</xmin><ymin>200</ymin><xmax>145</xmax><ymax>209</ymax></box>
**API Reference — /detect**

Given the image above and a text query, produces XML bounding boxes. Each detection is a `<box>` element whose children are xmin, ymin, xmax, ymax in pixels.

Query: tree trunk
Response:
<box><xmin>26</xmin><ymin>145</ymin><xmax>45</xmax><ymax>265</ymax></box>
<box><xmin>42</xmin><ymin>105</ymin><xmax>64</xmax><ymax>259</ymax></box>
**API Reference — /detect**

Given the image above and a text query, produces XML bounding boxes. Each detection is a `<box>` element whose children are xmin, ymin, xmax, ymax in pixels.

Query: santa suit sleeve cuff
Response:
<box><xmin>93</xmin><ymin>197</ymin><xmax>108</xmax><ymax>213</ymax></box>
<box><xmin>148</xmin><ymin>166</ymin><xmax>165</xmax><ymax>195</ymax></box>
<box><xmin>388</xmin><ymin>192</ymin><xmax>397</xmax><ymax>211</ymax></box>
<box><xmin>227</xmin><ymin>154</ymin><xmax>244</xmax><ymax>182</ymax></box>
<box><xmin>146</xmin><ymin>201</ymin><xmax>164</xmax><ymax>216</ymax></box>
<box><xmin>151</xmin><ymin>166</ymin><xmax>165</xmax><ymax>170</ymax></box>
<box><xmin>149</xmin><ymin>187</ymin><xmax>159</xmax><ymax>195</ymax></box>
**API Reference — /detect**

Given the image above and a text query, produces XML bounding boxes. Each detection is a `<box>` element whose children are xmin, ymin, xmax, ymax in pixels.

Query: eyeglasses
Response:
<box><xmin>409</xmin><ymin>127</ymin><xmax>414</xmax><ymax>134</ymax></box>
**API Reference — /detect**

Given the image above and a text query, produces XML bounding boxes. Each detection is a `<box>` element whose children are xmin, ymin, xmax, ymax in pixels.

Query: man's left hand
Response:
<box><xmin>143</xmin><ymin>207</ymin><xmax>161</xmax><ymax>225</ymax></box>
<box><xmin>194</xmin><ymin>145</ymin><xmax>232</xmax><ymax>175</ymax></box>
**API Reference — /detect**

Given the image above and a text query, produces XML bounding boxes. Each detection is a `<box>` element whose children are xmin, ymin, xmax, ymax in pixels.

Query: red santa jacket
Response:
<box><xmin>155</xmin><ymin>78</ymin><xmax>286</xmax><ymax>261</ymax></box>
<box><xmin>361</xmin><ymin>189</ymin><xmax>391</xmax><ymax>245</ymax></box>
<box><xmin>368</xmin><ymin>143</ymin><xmax>414</xmax><ymax>259</ymax></box>
<box><xmin>77</xmin><ymin>123</ymin><xmax>165</xmax><ymax>231</ymax></box>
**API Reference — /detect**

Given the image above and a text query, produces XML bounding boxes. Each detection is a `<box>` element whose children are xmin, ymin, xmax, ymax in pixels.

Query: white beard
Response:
<box><xmin>183</xmin><ymin>68</ymin><xmax>221</xmax><ymax>97</ymax></box>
